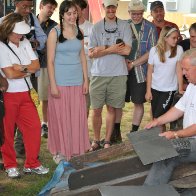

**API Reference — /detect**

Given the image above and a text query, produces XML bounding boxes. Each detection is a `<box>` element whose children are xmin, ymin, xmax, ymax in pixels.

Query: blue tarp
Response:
<box><xmin>38</xmin><ymin>161</ymin><xmax>103</xmax><ymax>196</ymax></box>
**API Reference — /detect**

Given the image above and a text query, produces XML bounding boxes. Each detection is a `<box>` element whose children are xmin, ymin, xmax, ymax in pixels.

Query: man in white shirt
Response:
<box><xmin>144</xmin><ymin>49</ymin><xmax>196</xmax><ymax>190</ymax></box>
<box><xmin>73</xmin><ymin>0</ymin><xmax>93</xmax><ymax>117</ymax></box>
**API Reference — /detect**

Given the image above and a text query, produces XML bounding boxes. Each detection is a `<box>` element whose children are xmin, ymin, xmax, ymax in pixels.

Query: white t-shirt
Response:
<box><xmin>148</xmin><ymin>45</ymin><xmax>183</xmax><ymax>91</ymax></box>
<box><xmin>175</xmin><ymin>84</ymin><xmax>196</xmax><ymax>133</ymax></box>
<box><xmin>79</xmin><ymin>20</ymin><xmax>93</xmax><ymax>77</ymax></box>
<box><xmin>0</xmin><ymin>39</ymin><xmax>37</xmax><ymax>92</ymax></box>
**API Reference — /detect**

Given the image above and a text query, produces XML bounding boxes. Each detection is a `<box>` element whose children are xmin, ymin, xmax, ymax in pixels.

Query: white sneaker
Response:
<box><xmin>23</xmin><ymin>165</ymin><xmax>49</xmax><ymax>175</ymax></box>
<box><xmin>6</xmin><ymin>168</ymin><xmax>21</xmax><ymax>179</ymax></box>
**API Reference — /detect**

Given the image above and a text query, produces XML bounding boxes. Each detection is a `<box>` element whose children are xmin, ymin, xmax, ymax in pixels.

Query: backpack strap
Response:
<box><xmin>26</xmin><ymin>13</ymin><xmax>36</xmax><ymax>40</ymax></box>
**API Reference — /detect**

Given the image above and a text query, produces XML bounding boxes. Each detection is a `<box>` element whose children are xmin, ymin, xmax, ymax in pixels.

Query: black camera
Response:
<box><xmin>116</xmin><ymin>38</ymin><xmax>125</xmax><ymax>45</ymax></box>
<box><xmin>30</xmin><ymin>41</ymin><xmax>36</xmax><ymax>49</ymax></box>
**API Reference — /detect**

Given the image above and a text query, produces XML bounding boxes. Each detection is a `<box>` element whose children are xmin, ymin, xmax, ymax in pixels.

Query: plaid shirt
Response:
<box><xmin>127</xmin><ymin>19</ymin><xmax>158</xmax><ymax>75</ymax></box>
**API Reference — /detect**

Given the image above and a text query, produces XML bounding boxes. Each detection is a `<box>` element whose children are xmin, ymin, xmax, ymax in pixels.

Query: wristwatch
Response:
<box><xmin>21</xmin><ymin>66</ymin><xmax>28</xmax><ymax>73</ymax></box>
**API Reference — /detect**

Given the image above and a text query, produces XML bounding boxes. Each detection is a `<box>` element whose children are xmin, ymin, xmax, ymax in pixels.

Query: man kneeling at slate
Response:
<box><xmin>144</xmin><ymin>49</ymin><xmax>196</xmax><ymax>191</ymax></box>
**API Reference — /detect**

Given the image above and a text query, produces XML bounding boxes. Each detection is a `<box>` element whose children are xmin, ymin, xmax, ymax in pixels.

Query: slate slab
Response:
<box><xmin>127</xmin><ymin>127</ymin><xmax>179</xmax><ymax>165</ymax></box>
<box><xmin>99</xmin><ymin>185</ymin><xmax>180</xmax><ymax>196</ymax></box>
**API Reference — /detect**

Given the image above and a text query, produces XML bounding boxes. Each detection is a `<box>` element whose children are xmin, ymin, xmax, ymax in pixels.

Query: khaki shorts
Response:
<box><xmin>90</xmin><ymin>76</ymin><xmax>127</xmax><ymax>109</ymax></box>
<box><xmin>85</xmin><ymin>93</ymin><xmax>90</xmax><ymax>109</ymax></box>
<box><xmin>85</xmin><ymin>78</ymin><xmax>91</xmax><ymax>109</ymax></box>
<box><xmin>38</xmin><ymin>68</ymin><xmax>49</xmax><ymax>101</ymax></box>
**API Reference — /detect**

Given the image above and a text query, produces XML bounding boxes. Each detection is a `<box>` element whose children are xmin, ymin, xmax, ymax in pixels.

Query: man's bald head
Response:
<box><xmin>181</xmin><ymin>48</ymin><xmax>196</xmax><ymax>66</ymax></box>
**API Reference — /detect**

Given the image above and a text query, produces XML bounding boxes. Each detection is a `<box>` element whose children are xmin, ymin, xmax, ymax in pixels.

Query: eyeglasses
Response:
<box><xmin>18</xmin><ymin>2</ymin><xmax>34</xmax><ymax>11</ymax></box>
<box><xmin>129</xmin><ymin>12</ymin><xmax>143</xmax><ymax>17</ymax></box>
<box><xmin>21</xmin><ymin>5</ymin><xmax>34</xmax><ymax>11</ymax></box>
<box><xmin>104</xmin><ymin>17</ymin><xmax>118</xmax><ymax>34</ymax></box>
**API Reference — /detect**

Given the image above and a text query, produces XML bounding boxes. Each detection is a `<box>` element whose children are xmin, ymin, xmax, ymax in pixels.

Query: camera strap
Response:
<box><xmin>130</xmin><ymin>22</ymin><xmax>139</xmax><ymax>42</ymax></box>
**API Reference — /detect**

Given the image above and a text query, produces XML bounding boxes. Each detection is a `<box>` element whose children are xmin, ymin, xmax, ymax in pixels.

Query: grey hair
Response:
<box><xmin>180</xmin><ymin>48</ymin><xmax>196</xmax><ymax>66</ymax></box>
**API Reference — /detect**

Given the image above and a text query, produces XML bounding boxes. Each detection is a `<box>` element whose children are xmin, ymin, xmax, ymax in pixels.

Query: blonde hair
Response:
<box><xmin>156</xmin><ymin>26</ymin><xmax>178</xmax><ymax>63</ymax></box>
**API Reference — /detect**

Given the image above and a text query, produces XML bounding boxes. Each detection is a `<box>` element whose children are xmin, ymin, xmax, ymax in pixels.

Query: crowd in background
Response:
<box><xmin>0</xmin><ymin>0</ymin><xmax>196</xmax><ymax>188</ymax></box>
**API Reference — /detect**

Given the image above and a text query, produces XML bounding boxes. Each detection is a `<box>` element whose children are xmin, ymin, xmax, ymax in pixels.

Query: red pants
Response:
<box><xmin>1</xmin><ymin>92</ymin><xmax>41</xmax><ymax>169</ymax></box>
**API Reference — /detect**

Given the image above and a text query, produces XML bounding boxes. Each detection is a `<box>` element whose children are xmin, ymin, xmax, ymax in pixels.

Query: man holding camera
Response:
<box><xmin>88</xmin><ymin>0</ymin><xmax>132</xmax><ymax>150</ymax></box>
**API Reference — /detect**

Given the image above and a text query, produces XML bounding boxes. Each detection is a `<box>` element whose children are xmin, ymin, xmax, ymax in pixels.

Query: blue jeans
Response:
<box><xmin>144</xmin><ymin>138</ymin><xmax>196</xmax><ymax>185</ymax></box>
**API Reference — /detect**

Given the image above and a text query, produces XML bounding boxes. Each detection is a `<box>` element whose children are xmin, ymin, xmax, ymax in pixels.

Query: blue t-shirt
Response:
<box><xmin>54</xmin><ymin>28</ymin><xmax>83</xmax><ymax>86</ymax></box>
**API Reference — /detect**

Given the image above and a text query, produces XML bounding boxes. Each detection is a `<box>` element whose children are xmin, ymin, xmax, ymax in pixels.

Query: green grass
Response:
<box><xmin>0</xmin><ymin>102</ymin><xmax>152</xmax><ymax>195</ymax></box>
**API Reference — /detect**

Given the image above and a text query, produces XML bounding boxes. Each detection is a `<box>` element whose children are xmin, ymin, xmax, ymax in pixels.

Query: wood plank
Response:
<box><xmin>68</xmin><ymin>155</ymin><xmax>151</xmax><ymax>190</ymax></box>
<box><xmin>171</xmin><ymin>163</ymin><xmax>196</xmax><ymax>180</ymax></box>
<box><xmin>69</xmin><ymin>140</ymin><xmax>133</xmax><ymax>169</ymax></box>
<box><xmin>51</xmin><ymin>171</ymin><xmax>149</xmax><ymax>196</ymax></box>
<box><xmin>170</xmin><ymin>174</ymin><xmax>196</xmax><ymax>188</ymax></box>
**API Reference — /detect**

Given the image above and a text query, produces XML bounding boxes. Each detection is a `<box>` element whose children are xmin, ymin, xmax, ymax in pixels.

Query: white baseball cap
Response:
<box><xmin>13</xmin><ymin>21</ymin><xmax>30</xmax><ymax>34</ymax></box>
<box><xmin>103</xmin><ymin>0</ymin><xmax>118</xmax><ymax>7</ymax></box>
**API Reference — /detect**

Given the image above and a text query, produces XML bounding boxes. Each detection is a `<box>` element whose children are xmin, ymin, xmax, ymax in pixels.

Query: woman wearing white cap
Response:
<box><xmin>0</xmin><ymin>13</ymin><xmax>49</xmax><ymax>178</ymax></box>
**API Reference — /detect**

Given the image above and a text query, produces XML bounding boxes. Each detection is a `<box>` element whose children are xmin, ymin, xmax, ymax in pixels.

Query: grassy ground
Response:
<box><xmin>0</xmin><ymin>102</ymin><xmax>151</xmax><ymax>196</ymax></box>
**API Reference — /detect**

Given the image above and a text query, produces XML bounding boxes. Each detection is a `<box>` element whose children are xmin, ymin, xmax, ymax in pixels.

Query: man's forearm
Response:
<box><xmin>176</xmin><ymin>124</ymin><xmax>196</xmax><ymax>138</ymax></box>
<box><xmin>157</xmin><ymin>107</ymin><xmax>184</xmax><ymax>126</ymax></box>
<box><xmin>89</xmin><ymin>46</ymin><xmax>108</xmax><ymax>58</ymax></box>
<box><xmin>89</xmin><ymin>44</ymin><xmax>131</xmax><ymax>58</ymax></box>
<box><xmin>133</xmin><ymin>52</ymin><xmax>149</xmax><ymax>67</ymax></box>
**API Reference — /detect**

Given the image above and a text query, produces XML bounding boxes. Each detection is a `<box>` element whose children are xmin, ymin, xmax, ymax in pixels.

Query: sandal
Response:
<box><xmin>103</xmin><ymin>141</ymin><xmax>111</xmax><ymax>149</ymax></box>
<box><xmin>89</xmin><ymin>140</ymin><xmax>101</xmax><ymax>152</ymax></box>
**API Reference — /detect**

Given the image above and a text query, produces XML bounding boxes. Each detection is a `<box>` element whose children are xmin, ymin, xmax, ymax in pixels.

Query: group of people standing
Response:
<box><xmin>0</xmin><ymin>0</ymin><xmax>92</xmax><ymax>179</ymax></box>
<box><xmin>0</xmin><ymin>0</ymin><xmax>195</xmax><ymax>188</ymax></box>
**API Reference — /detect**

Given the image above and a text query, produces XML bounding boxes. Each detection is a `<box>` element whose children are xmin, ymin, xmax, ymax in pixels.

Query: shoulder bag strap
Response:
<box><xmin>4</xmin><ymin>43</ymin><xmax>30</xmax><ymax>91</ymax></box>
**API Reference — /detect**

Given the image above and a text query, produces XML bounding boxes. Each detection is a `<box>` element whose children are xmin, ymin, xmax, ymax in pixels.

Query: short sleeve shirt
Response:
<box><xmin>79</xmin><ymin>20</ymin><xmax>93</xmax><ymax>77</ymax></box>
<box><xmin>175</xmin><ymin>84</ymin><xmax>196</xmax><ymax>130</ymax></box>
<box><xmin>148</xmin><ymin>45</ymin><xmax>183</xmax><ymax>91</ymax></box>
<box><xmin>0</xmin><ymin>39</ymin><xmax>37</xmax><ymax>92</ymax></box>
<box><xmin>89</xmin><ymin>18</ymin><xmax>132</xmax><ymax>77</ymax></box>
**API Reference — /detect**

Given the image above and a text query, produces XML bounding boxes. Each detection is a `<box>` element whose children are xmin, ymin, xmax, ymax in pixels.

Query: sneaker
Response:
<box><xmin>23</xmin><ymin>165</ymin><xmax>49</xmax><ymax>175</ymax></box>
<box><xmin>41</xmin><ymin>124</ymin><xmax>48</xmax><ymax>138</ymax></box>
<box><xmin>6</xmin><ymin>168</ymin><xmax>21</xmax><ymax>179</ymax></box>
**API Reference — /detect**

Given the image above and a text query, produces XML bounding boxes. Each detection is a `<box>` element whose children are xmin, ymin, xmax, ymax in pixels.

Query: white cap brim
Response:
<box><xmin>103</xmin><ymin>0</ymin><xmax>118</xmax><ymax>7</ymax></box>
<box><xmin>13</xmin><ymin>21</ymin><xmax>30</xmax><ymax>35</ymax></box>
